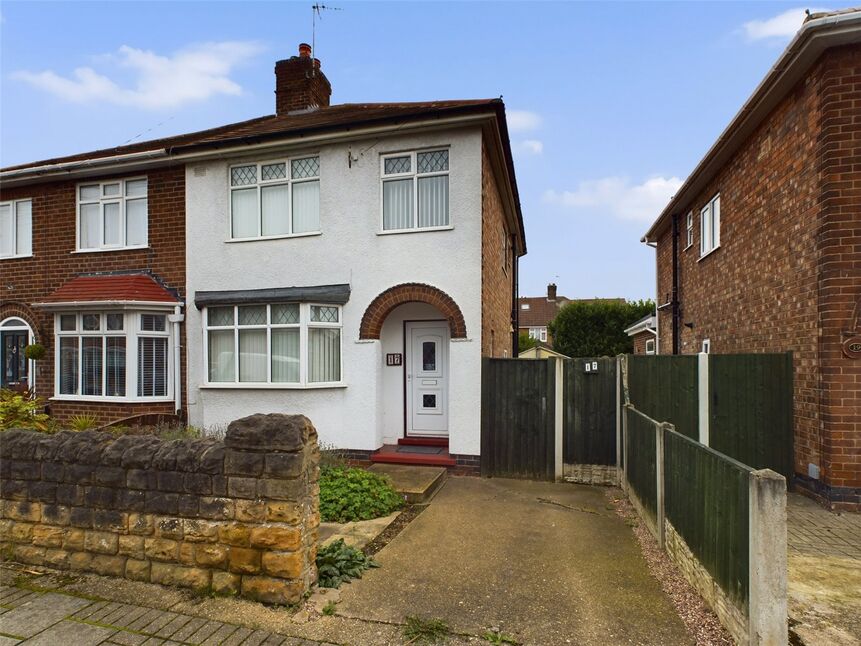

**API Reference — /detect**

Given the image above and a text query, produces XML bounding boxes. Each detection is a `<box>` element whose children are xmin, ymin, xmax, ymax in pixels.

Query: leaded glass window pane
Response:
<box><xmin>384</xmin><ymin>156</ymin><xmax>410</xmax><ymax>175</ymax></box>
<box><xmin>271</xmin><ymin>304</ymin><xmax>300</xmax><ymax>325</ymax></box>
<box><xmin>60</xmin><ymin>315</ymin><xmax>76</xmax><ymax>331</ymax></box>
<box><xmin>417</xmin><ymin>150</ymin><xmax>448</xmax><ymax>174</ymax></box>
<box><xmin>231</xmin><ymin>165</ymin><xmax>257</xmax><ymax>186</ymax></box>
<box><xmin>106</xmin><ymin>314</ymin><xmax>124</xmax><ymax>331</ymax></box>
<box><xmin>310</xmin><ymin>306</ymin><xmax>338</xmax><ymax>323</ymax></box>
<box><xmin>238</xmin><ymin>305</ymin><xmax>267</xmax><ymax>326</ymax></box>
<box><xmin>291</xmin><ymin>156</ymin><xmax>319</xmax><ymax>179</ymax></box>
<box><xmin>82</xmin><ymin>314</ymin><xmax>100</xmax><ymax>331</ymax></box>
<box><xmin>208</xmin><ymin>307</ymin><xmax>234</xmax><ymax>327</ymax></box>
<box><xmin>261</xmin><ymin>162</ymin><xmax>287</xmax><ymax>181</ymax></box>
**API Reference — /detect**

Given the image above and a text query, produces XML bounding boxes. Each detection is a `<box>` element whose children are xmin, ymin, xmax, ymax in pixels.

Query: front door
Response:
<box><xmin>406</xmin><ymin>321</ymin><xmax>449</xmax><ymax>437</ymax></box>
<box><xmin>1</xmin><ymin>330</ymin><xmax>29</xmax><ymax>392</ymax></box>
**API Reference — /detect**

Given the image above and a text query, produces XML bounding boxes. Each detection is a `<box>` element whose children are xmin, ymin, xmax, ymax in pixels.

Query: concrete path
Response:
<box><xmin>338</xmin><ymin>477</ymin><xmax>691</xmax><ymax>645</ymax></box>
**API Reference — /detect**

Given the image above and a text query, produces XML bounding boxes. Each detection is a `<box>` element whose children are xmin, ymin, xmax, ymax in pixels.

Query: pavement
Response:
<box><xmin>786</xmin><ymin>492</ymin><xmax>861</xmax><ymax>646</ymax></box>
<box><xmin>337</xmin><ymin>476</ymin><xmax>692</xmax><ymax>645</ymax></box>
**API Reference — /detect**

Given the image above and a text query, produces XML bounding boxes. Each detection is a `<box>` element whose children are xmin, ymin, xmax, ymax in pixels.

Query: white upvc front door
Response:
<box><xmin>406</xmin><ymin>321</ymin><xmax>449</xmax><ymax>437</ymax></box>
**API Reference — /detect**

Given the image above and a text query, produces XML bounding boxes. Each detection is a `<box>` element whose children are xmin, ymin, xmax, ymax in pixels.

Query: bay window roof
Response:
<box><xmin>34</xmin><ymin>273</ymin><xmax>180</xmax><ymax>307</ymax></box>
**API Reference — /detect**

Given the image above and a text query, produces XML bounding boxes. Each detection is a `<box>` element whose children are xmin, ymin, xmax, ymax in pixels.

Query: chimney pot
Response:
<box><xmin>274</xmin><ymin>44</ymin><xmax>332</xmax><ymax>115</ymax></box>
<box><xmin>547</xmin><ymin>283</ymin><xmax>557</xmax><ymax>301</ymax></box>
<box><xmin>298</xmin><ymin>43</ymin><xmax>312</xmax><ymax>58</ymax></box>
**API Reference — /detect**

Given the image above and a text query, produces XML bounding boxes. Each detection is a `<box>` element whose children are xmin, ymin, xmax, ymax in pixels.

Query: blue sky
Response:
<box><xmin>0</xmin><ymin>1</ymin><xmax>831</xmax><ymax>299</ymax></box>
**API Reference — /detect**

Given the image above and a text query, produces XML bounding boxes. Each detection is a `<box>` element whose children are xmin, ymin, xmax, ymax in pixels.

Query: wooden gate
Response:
<box><xmin>563</xmin><ymin>357</ymin><xmax>617</xmax><ymax>466</ymax></box>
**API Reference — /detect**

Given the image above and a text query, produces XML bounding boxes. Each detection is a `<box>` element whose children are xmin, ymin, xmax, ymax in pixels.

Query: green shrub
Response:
<box><xmin>316</xmin><ymin>538</ymin><xmax>378</xmax><ymax>588</ymax></box>
<box><xmin>69</xmin><ymin>414</ymin><xmax>98</xmax><ymax>432</ymax></box>
<box><xmin>23</xmin><ymin>343</ymin><xmax>46</xmax><ymax>361</ymax></box>
<box><xmin>0</xmin><ymin>390</ymin><xmax>50</xmax><ymax>432</ymax></box>
<box><xmin>319</xmin><ymin>466</ymin><xmax>403</xmax><ymax>523</ymax></box>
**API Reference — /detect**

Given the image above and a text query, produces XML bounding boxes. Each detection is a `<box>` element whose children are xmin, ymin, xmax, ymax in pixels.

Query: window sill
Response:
<box><xmin>683</xmin><ymin>243</ymin><xmax>694</xmax><ymax>251</ymax></box>
<box><xmin>0</xmin><ymin>254</ymin><xmax>33</xmax><ymax>261</ymax></box>
<box><xmin>72</xmin><ymin>246</ymin><xmax>150</xmax><ymax>254</ymax></box>
<box><xmin>50</xmin><ymin>395</ymin><xmax>174</xmax><ymax>403</ymax></box>
<box><xmin>697</xmin><ymin>244</ymin><xmax>721</xmax><ymax>262</ymax></box>
<box><xmin>200</xmin><ymin>382</ymin><xmax>347</xmax><ymax>390</ymax></box>
<box><xmin>377</xmin><ymin>225</ymin><xmax>453</xmax><ymax>236</ymax></box>
<box><xmin>225</xmin><ymin>232</ymin><xmax>322</xmax><ymax>243</ymax></box>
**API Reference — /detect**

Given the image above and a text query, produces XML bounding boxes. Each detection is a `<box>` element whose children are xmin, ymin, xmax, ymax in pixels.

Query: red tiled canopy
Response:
<box><xmin>37</xmin><ymin>274</ymin><xmax>179</xmax><ymax>305</ymax></box>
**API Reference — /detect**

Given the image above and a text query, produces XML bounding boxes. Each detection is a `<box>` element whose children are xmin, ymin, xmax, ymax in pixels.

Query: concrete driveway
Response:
<box><xmin>338</xmin><ymin>476</ymin><xmax>691</xmax><ymax>645</ymax></box>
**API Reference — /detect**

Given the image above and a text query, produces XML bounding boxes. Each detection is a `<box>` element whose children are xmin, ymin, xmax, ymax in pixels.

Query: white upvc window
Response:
<box><xmin>77</xmin><ymin>178</ymin><xmax>148</xmax><ymax>251</ymax></box>
<box><xmin>381</xmin><ymin>149</ymin><xmax>449</xmax><ymax>231</ymax></box>
<box><xmin>0</xmin><ymin>199</ymin><xmax>32</xmax><ymax>259</ymax></box>
<box><xmin>501</xmin><ymin>229</ymin><xmax>512</xmax><ymax>274</ymax></box>
<box><xmin>54</xmin><ymin>311</ymin><xmax>172</xmax><ymax>401</ymax></box>
<box><xmin>229</xmin><ymin>156</ymin><xmax>320</xmax><ymax>240</ymax></box>
<box><xmin>645</xmin><ymin>338</ymin><xmax>656</xmax><ymax>355</ymax></box>
<box><xmin>699</xmin><ymin>194</ymin><xmax>720</xmax><ymax>257</ymax></box>
<box><xmin>204</xmin><ymin>303</ymin><xmax>342</xmax><ymax>387</ymax></box>
<box><xmin>685</xmin><ymin>211</ymin><xmax>693</xmax><ymax>249</ymax></box>
<box><xmin>528</xmin><ymin>327</ymin><xmax>547</xmax><ymax>343</ymax></box>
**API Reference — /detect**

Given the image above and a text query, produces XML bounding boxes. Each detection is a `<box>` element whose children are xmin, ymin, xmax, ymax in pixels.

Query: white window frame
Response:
<box><xmin>502</xmin><ymin>229</ymin><xmax>512</xmax><ymax>275</ymax></box>
<box><xmin>0</xmin><ymin>199</ymin><xmax>33</xmax><ymax>259</ymax></box>
<box><xmin>699</xmin><ymin>194</ymin><xmax>720</xmax><ymax>258</ymax></box>
<box><xmin>685</xmin><ymin>211</ymin><xmax>693</xmax><ymax>250</ymax></box>
<box><xmin>52</xmin><ymin>310</ymin><xmax>174</xmax><ymax>402</ymax></box>
<box><xmin>202</xmin><ymin>302</ymin><xmax>343</xmax><ymax>389</ymax></box>
<box><xmin>76</xmin><ymin>178</ymin><xmax>148</xmax><ymax>252</ymax></box>
<box><xmin>645</xmin><ymin>338</ymin><xmax>656</xmax><ymax>355</ymax></box>
<box><xmin>528</xmin><ymin>327</ymin><xmax>547</xmax><ymax>343</ymax></box>
<box><xmin>0</xmin><ymin>316</ymin><xmax>35</xmax><ymax>390</ymax></box>
<box><xmin>379</xmin><ymin>148</ymin><xmax>451</xmax><ymax>233</ymax></box>
<box><xmin>227</xmin><ymin>156</ymin><xmax>321</xmax><ymax>242</ymax></box>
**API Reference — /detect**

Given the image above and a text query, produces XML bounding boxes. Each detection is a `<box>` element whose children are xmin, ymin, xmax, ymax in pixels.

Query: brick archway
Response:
<box><xmin>0</xmin><ymin>302</ymin><xmax>42</xmax><ymax>342</ymax></box>
<box><xmin>359</xmin><ymin>283</ymin><xmax>467</xmax><ymax>340</ymax></box>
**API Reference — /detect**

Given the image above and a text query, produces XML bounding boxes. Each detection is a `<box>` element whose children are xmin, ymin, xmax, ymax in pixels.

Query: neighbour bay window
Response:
<box><xmin>77</xmin><ymin>178</ymin><xmax>148</xmax><ymax>251</ymax></box>
<box><xmin>699</xmin><ymin>194</ymin><xmax>720</xmax><ymax>257</ymax></box>
<box><xmin>205</xmin><ymin>303</ymin><xmax>341</xmax><ymax>386</ymax></box>
<box><xmin>381</xmin><ymin>149</ymin><xmax>449</xmax><ymax>231</ymax></box>
<box><xmin>55</xmin><ymin>311</ymin><xmax>172</xmax><ymax>400</ymax></box>
<box><xmin>0</xmin><ymin>199</ymin><xmax>32</xmax><ymax>259</ymax></box>
<box><xmin>229</xmin><ymin>156</ymin><xmax>320</xmax><ymax>240</ymax></box>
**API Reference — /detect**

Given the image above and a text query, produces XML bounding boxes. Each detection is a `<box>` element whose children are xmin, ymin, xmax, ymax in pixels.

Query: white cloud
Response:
<box><xmin>741</xmin><ymin>7</ymin><xmax>827</xmax><ymax>42</ymax></box>
<box><xmin>518</xmin><ymin>139</ymin><xmax>544</xmax><ymax>155</ymax></box>
<box><xmin>543</xmin><ymin>176</ymin><xmax>683</xmax><ymax>222</ymax></box>
<box><xmin>507</xmin><ymin>110</ymin><xmax>541</xmax><ymax>132</ymax></box>
<box><xmin>12</xmin><ymin>41</ymin><xmax>263</xmax><ymax>110</ymax></box>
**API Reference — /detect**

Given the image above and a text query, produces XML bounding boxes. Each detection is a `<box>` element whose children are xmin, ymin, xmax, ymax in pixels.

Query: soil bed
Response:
<box><xmin>362</xmin><ymin>504</ymin><xmax>428</xmax><ymax>556</ymax></box>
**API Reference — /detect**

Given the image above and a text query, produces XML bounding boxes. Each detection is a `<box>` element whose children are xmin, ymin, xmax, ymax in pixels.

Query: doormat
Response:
<box><xmin>396</xmin><ymin>445</ymin><xmax>444</xmax><ymax>455</ymax></box>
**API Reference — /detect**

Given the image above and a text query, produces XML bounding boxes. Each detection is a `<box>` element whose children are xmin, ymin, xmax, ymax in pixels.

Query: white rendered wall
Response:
<box><xmin>185</xmin><ymin>126</ymin><xmax>483</xmax><ymax>455</ymax></box>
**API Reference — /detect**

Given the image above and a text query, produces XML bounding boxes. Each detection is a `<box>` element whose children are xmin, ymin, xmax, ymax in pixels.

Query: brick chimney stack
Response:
<box><xmin>274</xmin><ymin>43</ymin><xmax>332</xmax><ymax>115</ymax></box>
<box><xmin>547</xmin><ymin>283</ymin><xmax>557</xmax><ymax>301</ymax></box>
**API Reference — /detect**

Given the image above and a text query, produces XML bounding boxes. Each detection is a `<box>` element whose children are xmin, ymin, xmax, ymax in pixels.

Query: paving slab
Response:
<box><xmin>20</xmin><ymin>619</ymin><xmax>116</xmax><ymax>645</ymax></box>
<box><xmin>367</xmin><ymin>463</ymin><xmax>447</xmax><ymax>503</ymax></box>
<box><xmin>0</xmin><ymin>593</ymin><xmax>90</xmax><ymax>639</ymax></box>
<box><xmin>338</xmin><ymin>476</ymin><xmax>692</xmax><ymax>646</ymax></box>
<box><xmin>318</xmin><ymin>512</ymin><xmax>401</xmax><ymax>549</ymax></box>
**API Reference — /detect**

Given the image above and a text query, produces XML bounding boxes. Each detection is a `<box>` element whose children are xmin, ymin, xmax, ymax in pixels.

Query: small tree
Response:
<box><xmin>518</xmin><ymin>331</ymin><xmax>537</xmax><ymax>353</ymax></box>
<box><xmin>549</xmin><ymin>299</ymin><xmax>654</xmax><ymax>357</ymax></box>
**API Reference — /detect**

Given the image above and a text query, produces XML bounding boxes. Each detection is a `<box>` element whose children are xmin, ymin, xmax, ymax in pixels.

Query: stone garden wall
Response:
<box><xmin>0</xmin><ymin>414</ymin><xmax>320</xmax><ymax>605</ymax></box>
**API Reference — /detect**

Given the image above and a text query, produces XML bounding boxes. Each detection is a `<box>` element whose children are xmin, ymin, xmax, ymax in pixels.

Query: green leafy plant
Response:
<box><xmin>549</xmin><ymin>299</ymin><xmax>655</xmax><ymax>357</ymax></box>
<box><xmin>0</xmin><ymin>389</ymin><xmax>50</xmax><ymax>432</ymax></box>
<box><xmin>316</xmin><ymin>539</ymin><xmax>379</xmax><ymax>588</ymax></box>
<box><xmin>403</xmin><ymin>616</ymin><xmax>450</xmax><ymax>644</ymax></box>
<box><xmin>321</xmin><ymin>600</ymin><xmax>337</xmax><ymax>615</ymax></box>
<box><xmin>23</xmin><ymin>343</ymin><xmax>47</xmax><ymax>361</ymax></box>
<box><xmin>319</xmin><ymin>466</ymin><xmax>403</xmax><ymax>523</ymax></box>
<box><xmin>483</xmin><ymin>630</ymin><xmax>519</xmax><ymax>644</ymax></box>
<box><xmin>69</xmin><ymin>414</ymin><xmax>99</xmax><ymax>432</ymax></box>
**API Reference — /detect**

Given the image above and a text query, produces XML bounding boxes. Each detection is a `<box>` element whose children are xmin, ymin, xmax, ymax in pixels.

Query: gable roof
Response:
<box><xmin>643</xmin><ymin>8</ymin><xmax>861</xmax><ymax>241</ymax></box>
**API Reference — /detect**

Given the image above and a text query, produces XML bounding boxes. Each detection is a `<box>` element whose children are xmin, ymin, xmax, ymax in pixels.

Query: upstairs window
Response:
<box><xmin>685</xmin><ymin>211</ymin><xmax>693</xmax><ymax>249</ymax></box>
<box><xmin>0</xmin><ymin>199</ymin><xmax>32</xmax><ymax>259</ymax></box>
<box><xmin>700</xmin><ymin>194</ymin><xmax>720</xmax><ymax>257</ymax></box>
<box><xmin>230</xmin><ymin>156</ymin><xmax>320</xmax><ymax>240</ymax></box>
<box><xmin>381</xmin><ymin>149</ymin><xmax>449</xmax><ymax>231</ymax></box>
<box><xmin>78</xmin><ymin>179</ymin><xmax>148</xmax><ymax>251</ymax></box>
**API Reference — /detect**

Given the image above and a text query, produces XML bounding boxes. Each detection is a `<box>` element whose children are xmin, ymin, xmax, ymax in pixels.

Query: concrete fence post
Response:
<box><xmin>748</xmin><ymin>469</ymin><xmax>788</xmax><ymax>646</ymax></box>
<box><xmin>655</xmin><ymin>422</ymin><xmax>669</xmax><ymax>549</ymax></box>
<box><xmin>554</xmin><ymin>357</ymin><xmax>564</xmax><ymax>481</ymax></box>
<box><xmin>698</xmin><ymin>352</ymin><xmax>710</xmax><ymax>446</ymax></box>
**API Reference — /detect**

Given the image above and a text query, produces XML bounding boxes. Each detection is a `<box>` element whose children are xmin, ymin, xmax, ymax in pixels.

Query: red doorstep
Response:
<box><xmin>370</xmin><ymin>444</ymin><xmax>457</xmax><ymax>467</ymax></box>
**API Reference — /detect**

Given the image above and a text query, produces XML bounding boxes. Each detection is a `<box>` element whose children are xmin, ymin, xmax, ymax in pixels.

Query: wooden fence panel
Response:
<box><xmin>664</xmin><ymin>429</ymin><xmax>751</xmax><ymax>607</ymax></box>
<box><xmin>627</xmin><ymin>355</ymin><xmax>699</xmax><ymax>439</ymax></box>
<box><xmin>624</xmin><ymin>407</ymin><xmax>657</xmax><ymax>518</ymax></box>
<box><xmin>480</xmin><ymin>358</ymin><xmax>555</xmax><ymax>480</ymax></box>
<box><xmin>709</xmin><ymin>353</ymin><xmax>794</xmax><ymax>479</ymax></box>
<box><xmin>563</xmin><ymin>357</ymin><xmax>617</xmax><ymax>465</ymax></box>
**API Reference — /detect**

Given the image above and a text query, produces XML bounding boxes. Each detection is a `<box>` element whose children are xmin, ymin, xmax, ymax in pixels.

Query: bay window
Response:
<box><xmin>0</xmin><ymin>199</ymin><xmax>32</xmax><ymax>259</ymax></box>
<box><xmin>229</xmin><ymin>156</ymin><xmax>320</xmax><ymax>240</ymax></box>
<box><xmin>381</xmin><ymin>149</ymin><xmax>449</xmax><ymax>231</ymax></box>
<box><xmin>205</xmin><ymin>303</ymin><xmax>341</xmax><ymax>386</ymax></box>
<box><xmin>55</xmin><ymin>311</ymin><xmax>172</xmax><ymax>400</ymax></box>
<box><xmin>77</xmin><ymin>178</ymin><xmax>148</xmax><ymax>251</ymax></box>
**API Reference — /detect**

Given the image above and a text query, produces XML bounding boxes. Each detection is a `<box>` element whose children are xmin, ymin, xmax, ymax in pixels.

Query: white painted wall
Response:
<box><xmin>185</xmin><ymin>126</ymin><xmax>484</xmax><ymax>455</ymax></box>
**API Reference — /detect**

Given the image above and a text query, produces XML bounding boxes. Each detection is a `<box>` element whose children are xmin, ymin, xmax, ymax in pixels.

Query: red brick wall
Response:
<box><xmin>632</xmin><ymin>332</ymin><xmax>655</xmax><ymax>355</ymax></box>
<box><xmin>0</xmin><ymin>165</ymin><xmax>187</xmax><ymax>425</ymax></box>
<box><xmin>480</xmin><ymin>140</ymin><xmax>514</xmax><ymax>357</ymax></box>
<box><xmin>653</xmin><ymin>44</ymin><xmax>861</xmax><ymax>500</ymax></box>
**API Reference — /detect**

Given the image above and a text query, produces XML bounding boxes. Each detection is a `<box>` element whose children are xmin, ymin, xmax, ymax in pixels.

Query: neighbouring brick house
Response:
<box><xmin>1</xmin><ymin>44</ymin><xmax>526</xmax><ymax>471</ymax></box>
<box><xmin>642</xmin><ymin>9</ymin><xmax>861</xmax><ymax>508</ymax></box>
<box><xmin>518</xmin><ymin>283</ymin><xmax>624</xmax><ymax>346</ymax></box>
<box><xmin>625</xmin><ymin>314</ymin><xmax>657</xmax><ymax>355</ymax></box>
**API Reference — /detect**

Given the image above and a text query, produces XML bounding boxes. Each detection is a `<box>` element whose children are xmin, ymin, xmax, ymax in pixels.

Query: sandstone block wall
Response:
<box><xmin>0</xmin><ymin>413</ymin><xmax>320</xmax><ymax>605</ymax></box>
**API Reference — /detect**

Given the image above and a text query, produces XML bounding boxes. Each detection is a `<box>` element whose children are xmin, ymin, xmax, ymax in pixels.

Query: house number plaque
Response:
<box><xmin>386</xmin><ymin>353</ymin><xmax>403</xmax><ymax>366</ymax></box>
<box><xmin>843</xmin><ymin>337</ymin><xmax>861</xmax><ymax>359</ymax></box>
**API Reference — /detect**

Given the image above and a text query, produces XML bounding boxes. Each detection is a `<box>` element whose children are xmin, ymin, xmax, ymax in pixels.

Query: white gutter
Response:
<box><xmin>169</xmin><ymin>305</ymin><xmax>185</xmax><ymax>415</ymax></box>
<box><xmin>1</xmin><ymin>113</ymin><xmax>493</xmax><ymax>187</ymax></box>
<box><xmin>32</xmin><ymin>300</ymin><xmax>181</xmax><ymax>310</ymax></box>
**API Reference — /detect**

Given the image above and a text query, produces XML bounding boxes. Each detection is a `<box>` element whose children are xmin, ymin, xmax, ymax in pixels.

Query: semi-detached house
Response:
<box><xmin>0</xmin><ymin>44</ymin><xmax>526</xmax><ymax>470</ymax></box>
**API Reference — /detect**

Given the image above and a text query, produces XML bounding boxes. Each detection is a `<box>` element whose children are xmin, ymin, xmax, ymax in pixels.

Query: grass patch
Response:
<box><xmin>319</xmin><ymin>466</ymin><xmax>402</xmax><ymax>523</ymax></box>
<box><xmin>403</xmin><ymin>616</ymin><xmax>450</xmax><ymax>644</ymax></box>
<box><xmin>482</xmin><ymin>629</ymin><xmax>519</xmax><ymax>644</ymax></box>
<box><xmin>321</xmin><ymin>600</ymin><xmax>337</xmax><ymax>615</ymax></box>
<box><xmin>316</xmin><ymin>538</ymin><xmax>378</xmax><ymax>588</ymax></box>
